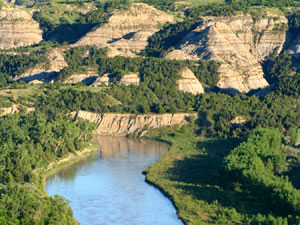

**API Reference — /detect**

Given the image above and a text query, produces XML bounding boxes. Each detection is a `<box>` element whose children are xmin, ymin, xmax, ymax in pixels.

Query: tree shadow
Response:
<box><xmin>166</xmin><ymin>138</ymin><xmax>280</xmax><ymax>216</ymax></box>
<box><xmin>44</xmin><ymin>23</ymin><xmax>98</xmax><ymax>44</ymax></box>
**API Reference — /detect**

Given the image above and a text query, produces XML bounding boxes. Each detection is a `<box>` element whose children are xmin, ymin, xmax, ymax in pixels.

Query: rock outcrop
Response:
<box><xmin>177</xmin><ymin>67</ymin><xmax>204</xmax><ymax>95</ymax></box>
<box><xmin>230</xmin><ymin>116</ymin><xmax>247</xmax><ymax>126</ymax></box>
<box><xmin>76</xmin><ymin>3</ymin><xmax>174</xmax><ymax>56</ymax></box>
<box><xmin>92</xmin><ymin>74</ymin><xmax>112</xmax><ymax>86</ymax></box>
<box><xmin>0</xmin><ymin>104</ymin><xmax>34</xmax><ymax>116</ymax></box>
<box><xmin>62</xmin><ymin>71</ymin><xmax>98</xmax><ymax>85</ymax></box>
<box><xmin>71</xmin><ymin>111</ymin><xmax>196</xmax><ymax>136</ymax></box>
<box><xmin>0</xmin><ymin>7</ymin><xmax>42</xmax><ymax>49</ymax></box>
<box><xmin>16</xmin><ymin>49</ymin><xmax>67</xmax><ymax>82</ymax></box>
<box><xmin>165</xmin><ymin>16</ymin><xmax>288</xmax><ymax>93</ymax></box>
<box><xmin>120</xmin><ymin>73</ymin><xmax>140</xmax><ymax>86</ymax></box>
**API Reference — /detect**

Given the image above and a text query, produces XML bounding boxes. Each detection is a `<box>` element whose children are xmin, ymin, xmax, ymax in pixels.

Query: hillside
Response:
<box><xmin>1</xmin><ymin>0</ymin><xmax>300</xmax><ymax>224</ymax></box>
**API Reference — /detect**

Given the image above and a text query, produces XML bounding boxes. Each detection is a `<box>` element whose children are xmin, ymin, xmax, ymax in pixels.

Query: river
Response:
<box><xmin>45</xmin><ymin>136</ymin><xmax>183</xmax><ymax>225</ymax></box>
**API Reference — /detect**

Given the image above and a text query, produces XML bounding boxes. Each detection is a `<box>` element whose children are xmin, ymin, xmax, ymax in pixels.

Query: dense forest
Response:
<box><xmin>0</xmin><ymin>112</ymin><xmax>95</xmax><ymax>223</ymax></box>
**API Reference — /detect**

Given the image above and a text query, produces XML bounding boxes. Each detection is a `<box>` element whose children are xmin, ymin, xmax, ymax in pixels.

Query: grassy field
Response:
<box><xmin>144</xmin><ymin>125</ymin><xmax>289</xmax><ymax>224</ymax></box>
<box><xmin>0</xmin><ymin>84</ymin><xmax>122</xmax><ymax>108</ymax></box>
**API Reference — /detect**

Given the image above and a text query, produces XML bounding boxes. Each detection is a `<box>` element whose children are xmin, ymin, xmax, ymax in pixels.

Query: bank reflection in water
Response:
<box><xmin>46</xmin><ymin>136</ymin><xmax>183</xmax><ymax>225</ymax></box>
<box><xmin>96</xmin><ymin>136</ymin><xmax>168</xmax><ymax>157</ymax></box>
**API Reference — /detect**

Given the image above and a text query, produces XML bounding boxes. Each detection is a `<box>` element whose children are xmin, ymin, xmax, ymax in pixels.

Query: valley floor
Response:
<box><xmin>144</xmin><ymin>126</ymin><xmax>295</xmax><ymax>224</ymax></box>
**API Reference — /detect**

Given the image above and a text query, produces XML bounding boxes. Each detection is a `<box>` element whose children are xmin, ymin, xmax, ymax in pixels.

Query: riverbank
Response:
<box><xmin>35</xmin><ymin>141</ymin><xmax>99</xmax><ymax>190</ymax></box>
<box><xmin>144</xmin><ymin>126</ymin><xmax>272</xmax><ymax>224</ymax></box>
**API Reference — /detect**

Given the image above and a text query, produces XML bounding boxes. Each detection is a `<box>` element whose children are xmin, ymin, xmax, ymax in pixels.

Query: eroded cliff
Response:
<box><xmin>76</xmin><ymin>3</ymin><xmax>175</xmax><ymax>57</ymax></box>
<box><xmin>71</xmin><ymin>111</ymin><xmax>196</xmax><ymax>136</ymax></box>
<box><xmin>0</xmin><ymin>7</ymin><xmax>42</xmax><ymax>49</ymax></box>
<box><xmin>165</xmin><ymin>16</ymin><xmax>288</xmax><ymax>93</ymax></box>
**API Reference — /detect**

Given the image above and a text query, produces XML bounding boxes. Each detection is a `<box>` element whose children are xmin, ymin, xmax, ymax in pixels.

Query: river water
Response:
<box><xmin>45</xmin><ymin>136</ymin><xmax>183</xmax><ymax>225</ymax></box>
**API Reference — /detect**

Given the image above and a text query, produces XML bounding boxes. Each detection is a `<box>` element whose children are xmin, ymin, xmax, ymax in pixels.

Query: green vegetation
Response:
<box><xmin>0</xmin><ymin>111</ymin><xmax>95</xmax><ymax>223</ymax></box>
<box><xmin>0</xmin><ymin>53</ymin><xmax>48</xmax><ymax>88</ymax></box>
<box><xmin>145</xmin><ymin>125</ymin><xmax>300</xmax><ymax>224</ymax></box>
<box><xmin>32</xmin><ymin>0</ymin><xmax>130</xmax><ymax>43</ymax></box>
<box><xmin>142</xmin><ymin>19</ymin><xmax>200</xmax><ymax>57</ymax></box>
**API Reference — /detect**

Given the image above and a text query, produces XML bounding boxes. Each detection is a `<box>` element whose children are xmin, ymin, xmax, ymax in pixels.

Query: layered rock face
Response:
<box><xmin>165</xmin><ymin>16</ymin><xmax>288</xmax><ymax>93</ymax></box>
<box><xmin>62</xmin><ymin>71</ymin><xmax>98</xmax><ymax>84</ymax></box>
<box><xmin>71</xmin><ymin>111</ymin><xmax>196</xmax><ymax>136</ymax></box>
<box><xmin>0</xmin><ymin>8</ymin><xmax>42</xmax><ymax>49</ymax></box>
<box><xmin>16</xmin><ymin>49</ymin><xmax>67</xmax><ymax>82</ymax></box>
<box><xmin>177</xmin><ymin>67</ymin><xmax>204</xmax><ymax>95</ymax></box>
<box><xmin>76</xmin><ymin>3</ymin><xmax>174</xmax><ymax>56</ymax></box>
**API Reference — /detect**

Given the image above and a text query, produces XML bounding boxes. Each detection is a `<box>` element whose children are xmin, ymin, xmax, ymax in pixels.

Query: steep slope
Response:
<box><xmin>71</xmin><ymin>111</ymin><xmax>196</xmax><ymax>136</ymax></box>
<box><xmin>288</xmin><ymin>35</ymin><xmax>300</xmax><ymax>58</ymax></box>
<box><xmin>177</xmin><ymin>67</ymin><xmax>204</xmax><ymax>95</ymax></box>
<box><xmin>0</xmin><ymin>7</ymin><xmax>42</xmax><ymax>49</ymax></box>
<box><xmin>76</xmin><ymin>3</ymin><xmax>175</xmax><ymax>56</ymax></box>
<box><xmin>165</xmin><ymin>16</ymin><xmax>288</xmax><ymax>93</ymax></box>
<box><xmin>16</xmin><ymin>49</ymin><xmax>67</xmax><ymax>82</ymax></box>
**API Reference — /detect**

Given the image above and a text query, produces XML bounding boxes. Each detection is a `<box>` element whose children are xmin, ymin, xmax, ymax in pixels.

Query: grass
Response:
<box><xmin>144</xmin><ymin>125</ymin><xmax>287</xmax><ymax>224</ymax></box>
<box><xmin>0</xmin><ymin>85</ymin><xmax>44</xmax><ymax>106</ymax></box>
<box><xmin>0</xmin><ymin>84</ymin><xmax>122</xmax><ymax>109</ymax></box>
<box><xmin>0</xmin><ymin>85</ymin><xmax>43</xmax><ymax>99</ymax></box>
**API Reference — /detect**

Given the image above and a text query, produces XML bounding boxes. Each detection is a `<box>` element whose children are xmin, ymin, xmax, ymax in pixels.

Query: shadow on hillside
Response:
<box><xmin>166</xmin><ymin>138</ymin><xmax>281</xmax><ymax>217</ymax></box>
<box><xmin>43</xmin><ymin>23</ymin><xmax>98</xmax><ymax>44</ymax></box>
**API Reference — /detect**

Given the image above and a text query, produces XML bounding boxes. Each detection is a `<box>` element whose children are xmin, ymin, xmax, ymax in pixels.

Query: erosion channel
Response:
<box><xmin>46</xmin><ymin>136</ymin><xmax>183</xmax><ymax>225</ymax></box>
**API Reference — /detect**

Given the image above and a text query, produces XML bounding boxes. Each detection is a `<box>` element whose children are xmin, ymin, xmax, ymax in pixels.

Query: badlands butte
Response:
<box><xmin>0</xmin><ymin>1</ymin><xmax>299</xmax><ymax>94</ymax></box>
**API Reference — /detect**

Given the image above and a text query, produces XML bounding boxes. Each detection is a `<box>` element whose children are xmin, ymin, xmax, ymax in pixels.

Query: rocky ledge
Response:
<box><xmin>76</xmin><ymin>3</ymin><xmax>175</xmax><ymax>57</ymax></box>
<box><xmin>71</xmin><ymin>111</ymin><xmax>197</xmax><ymax>136</ymax></box>
<box><xmin>165</xmin><ymin>16</ymin><xmax>288</xmax><ymax>93</ymax></box>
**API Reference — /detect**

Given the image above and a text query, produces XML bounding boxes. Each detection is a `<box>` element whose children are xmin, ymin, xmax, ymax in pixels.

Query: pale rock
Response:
<box><xmin>28</xmin><ymin>79</ymin><xmax>43</xmax><ymax>85</ymax></box>
<box><xmin>63</xmin><ymin>71</ymin><xmax>98</xmax><ymax>84</ymax></box>
<box><xmin>165</xmin><ymin>16</ymin><xmax>288</xmax><ymax>93</ymax></box>
<box><xmin>0</xmin><ymin>104</ymin><xmax>34</xmax><ymax>116</ymax></box>
<box><xmin>0</xmin><ymin>8</ymin><xmax>42</xmax><ymax>49</ymax></box>
<box><xmin>92</xmin><ymin>74</ymin><xmax>112</xmax><ymax>86</ymax></box>
<box><xmin>120</xmin><ymin>73</ymin><xmax>140</xmax><ymax>86</ymax></box>
<box><xmin>76</xmin><ymin>3</ymin><xmax>174</xmax><ymax>56</ymax></box>
<box><xmin>71</xmin><ymin>111</ymin><xmax>197</xmax><ymax>136</ymax></box>
<box><xmin>230</xmin><ymin>116</ymin><xmax>247</xmax><ymax>126</ymax></box>
<box><xmin>177</xmin><ymin>67</ymin><xmax>204</xmax><ymax>95</ymax></box>
<box><xmin>16</xmin><ymin>49</ymin><xmax>67</xmax><ymax>82</ymax></box>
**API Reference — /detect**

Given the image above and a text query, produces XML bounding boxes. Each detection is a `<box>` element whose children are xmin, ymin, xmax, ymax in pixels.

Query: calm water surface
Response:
<box><xmin>46</xmin><ymin>136</ymin><xmax>183</xmax><ymax>225</ymax></box>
